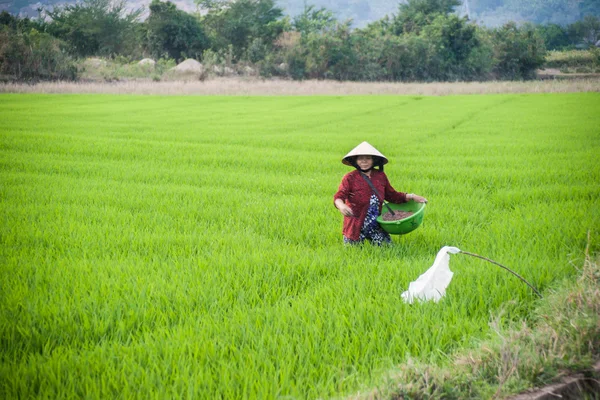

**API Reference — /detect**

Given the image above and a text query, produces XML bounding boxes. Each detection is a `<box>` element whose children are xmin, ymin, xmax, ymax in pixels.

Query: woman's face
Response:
<box><xmin>356</xmin><ymin>155</ymin><xmax>373</xmax><ymax>170</ymax></box>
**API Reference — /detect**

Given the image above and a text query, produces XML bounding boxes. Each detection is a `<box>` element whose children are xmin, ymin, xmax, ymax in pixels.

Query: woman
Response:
<box><xmin>333</xmin><ymin>141</ymin><xmax>427</xmax><ymax>245</ymax></box>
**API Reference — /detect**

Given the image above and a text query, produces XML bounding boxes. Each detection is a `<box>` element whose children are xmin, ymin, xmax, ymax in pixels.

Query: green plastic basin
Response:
<box><xmin>376</xmin><ymin>201</ymin><xmax>426</xmax><ymax>235</ymax></box>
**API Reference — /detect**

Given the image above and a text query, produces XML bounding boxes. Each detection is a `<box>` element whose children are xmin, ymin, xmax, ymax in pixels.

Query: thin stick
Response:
<box><xmin>459</xmin><ymin>251</ymin><xmax>543</xmax><ymax>298</ymax></box>
<box><xmin>382</xmin><ymin>201</ymin><xmax>395</xmax><ymax>216</ymax></box>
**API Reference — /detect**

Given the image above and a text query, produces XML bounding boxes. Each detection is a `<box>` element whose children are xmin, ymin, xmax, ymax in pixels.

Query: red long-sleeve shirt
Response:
<box><xmin>333</xmin><ymin>170</ymin><xmax>408</xmax><ymax>241</ymax></box>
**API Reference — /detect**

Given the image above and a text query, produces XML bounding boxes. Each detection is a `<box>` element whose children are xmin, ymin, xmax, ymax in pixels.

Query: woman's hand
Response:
<box><xmin>339</xmin><ymin>204</ymin><xmax>354</xmax><ymax>217</ymax></box>
<box><xmin>335</xmin><ymin>199</ymin><xmax>354</xmax><ymax>217</ymax></box>
<box><xmin>408</xmin><ymin>193</ymin><xmax>428</xmax><ymax>203</ymax></box>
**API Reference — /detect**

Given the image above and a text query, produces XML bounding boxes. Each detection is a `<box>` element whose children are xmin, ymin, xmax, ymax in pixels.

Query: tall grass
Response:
<box><xmin>1</xmin><ymin>93</ymin><xmax>599</xmax><ymax>398</ymax></box>
<box><xmin>1</xmin><ymin>78</ymin><xmax>600</xmax><ymax>95</ymax></box>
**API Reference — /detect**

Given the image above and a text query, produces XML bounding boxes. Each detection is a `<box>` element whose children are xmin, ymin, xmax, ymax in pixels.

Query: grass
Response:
<box><xmin>363</xmin><ymin>239</ymin><xmax>600</xmax><ymax>399</ymax></box>
<box><xmin>1</xmin><ymin>77</ymin><xmax>600</xmax><ymax>96</ymax></box>
<box><xmin>0</xmin><ymin>93</ymin><xmax>599</xmax><ymax>398</ymax></box>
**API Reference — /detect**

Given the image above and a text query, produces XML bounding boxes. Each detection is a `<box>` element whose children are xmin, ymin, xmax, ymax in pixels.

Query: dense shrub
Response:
<box><xmin>345</xmin><ymin>32</ymin><xmax>386</xmax><ymax>81</ymax></box>
<box><xmin>421</xmin><ymin>14</ymin><xmax>491</xmax><ymax>81</ymax></box>
<box><xmin>378</xmin><ymin>34</ymin><xmax>433</xmax><ymax>81</ymax></box>
<box><xmin>200</xmin><ymin>0</ymin><xmax>287</xmax><ymax>61</ymax></box>
<box><xmin>301</xmin><ymin>25</ymin><xmax>355</xmax><ymax>80</ymax></box>
<box><xmin>145</xmin><ymin>0</ymin><xmax>208</xmax><ymax>62</ymax></box>
<box><xmin>491</xmin><ymin>22</ymin><xmax>546</xmax><ymax>80</ymax></box>
<box><xmin>45</xmin><ymin>0</ymin><xmax>143</xmax><ymax>58</ymax></box>
<box><xmin>567</xmin><ymin>16</ymin><xmax>600</xmax><ymax>47</ymax></box>
<box><xmin>536</xmin><ymin>23</ymin><xmax>571</xmax><ymax>50</ymax></box>
<box><xmin>392</xmin><ymin>0</ymin><xmax>462</xmax><ymax>35</ymax></box>
<box><xmin>0</xmin><ymin>27</ymin><xmax>77</xmax><ymax>81</ymax></box>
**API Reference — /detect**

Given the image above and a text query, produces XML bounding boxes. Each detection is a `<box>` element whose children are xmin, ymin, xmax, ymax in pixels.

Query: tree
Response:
<box><xmin>0</xmin><ymin>10</ymin><xmax>45</xmax><ymax>32</ymax></box>
<box><xmin>293</xmin><ymin>4</ymin><xmax>337</xmax><ymax>36</ymax></box>
<box><xmin>146</xmin><ymin>0</ymin><xmax>208</xmax><ymax>61</ymax></box>
<box><xmin>198</xmin><ymin>0</ymin><xmax>286</xmax><ymax>60</ymax></box>
<box><xmin>359</xmin><ymin>15</ymin><xmax>394</xmax><ymax>37</ymax></box>
<box><xmin>421</xmin><ymin>14</ymin><xmax>490</xmax><ymax>80</ymax></box>
<box><xmin>567</xmin><ymin>15</ymin><xmax>600</xmax><ymax>46</ymax></box>
<box><xmin>536</xmin><ymin>23</ymin><xmax>570</xmax><ymax>50</ymax></box>
<box><xmin>45</xmin><ymin>0</ymin><xmax>142</xmax><ymax>58</ymax></box>
<box><xmin>300</xmin><ymin>22</ymin><xmax>353</xmax><ymax>79</ymax></box>
<box><xmin>393</xmin><ymin>0</ymin><xmax>461</xmax><ymax>34</ymax></box>
<box><xmin>491</xmin><ymin>22</ymin><xmax>546</xmax><ymax>80</ymax></box>
<box><xmin>0</xmin><ymin>22</ymin><xmax>77</xmax><ymax>81</ymax></box>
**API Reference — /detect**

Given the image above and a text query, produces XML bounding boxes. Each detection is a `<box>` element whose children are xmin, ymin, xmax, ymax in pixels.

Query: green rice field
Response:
<box><xmin>1</xmin><ymin>93</ymin><xmax>599</xmax><ymax>398</ymax></box>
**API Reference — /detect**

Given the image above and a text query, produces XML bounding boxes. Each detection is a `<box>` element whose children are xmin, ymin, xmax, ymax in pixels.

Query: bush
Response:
<box><xmin>146</xmin><ymin>0</ymin><xmax>208</xmax><ymax>62</ymax></box>
<box><xmin>345</xmin><ymin>32</ymin><xmax>386</xmax><ymax>81</ymax></box>
<box><xmin>379</xmin><ymin>34</ymin><xmax>434</xmax><ymax>81</ymax></box>
<box><xmin>536</xmin><ymin>23</ymin><xmax>571</xmax><ymax>50</ymax></box>
<box><xmin>421</xmin><ymin>14</ymin><xmax>491</xmax><ymax>81</ymax></box>
<box><xmin>0</xmin><ymin>27</ymin><xmax>77</xmax><ymax>81</ymax></box>
<box><xmin>45</xmin><ymin>0</ymin><xmax>143</xmax><ymax>58</ymax></box>
<box><xmin>285</xmin><ymin>46</ymin><xmax>308</xmax><ymax>80</ymax></box>
<box><xmin>491</xmin><ymin>22</ymin><xmax>546</xmax><ymax>80</ymax></box>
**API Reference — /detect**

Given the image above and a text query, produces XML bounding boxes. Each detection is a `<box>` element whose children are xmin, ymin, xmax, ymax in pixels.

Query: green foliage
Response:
<box><xmin>45</xmin><ymin>0</ymin><xmax>142</xmax><ymax>58</ymax></box>
<box><xmin>343</xmin><ymin>31</ymin><xmax>386</xmax><ymax>81</ymax></box>
<box><xmin>0</xmin><ymin>26</ymin><xmax>77</xmax><ymax>81</ymax></box>
<box><xmin>536</xmin><ymin>23</ymin><xmax>570</xmax><ymax>50</ymax></box>
<box><xmin>491</xmin><ymin>22</ymin><xmax>546</xmax><ymax>80</ymax></box>
<box><xmin>292</xmin><ymin>4</ymin><xmax>337</xmax><ymax>36</ymax></box>
<box><xmin>301</xmin><ymin>23</ymin><xmax>355</xmax><ymax>79</ymax></box>
<box><xmin>421</xmin><ymin>14</ymin><xmax>490</xmax><ymax>80</ymax></box>
<box><xmin>199</xmin><ymin>0</ymin><xmax>287</xmax><ymax>61</ymax></box>
<box><xmin>281</xmin><ymin>42</ymin><xmax>308</xmax><ymax>79</ymax></box>
<box><xmin>567</xmin><ymin>15</ymin><xmax>600</xmax><ymax>47</ymax></box>
<box><xmin>4</xmin><ymin>0</ymin><xmax>597</xmax><ymax>82</ymax></box>
<box><xmin>146</xmin><ymin>0</ymin><xmax>208</xmax><ymax>62</ymax></box>
<box><xmin>245</xmin><ymin>37</ymin><xmax>269</xmax><ymax>63</ymax></box>
<box><xmin>0</xmin><ymin>10</ymin><xmax>45</xmax><ymax>32</ymax></box>
<box><xmin>351</xmin><ymin>12</ymin><xmax>491</xmax><ymax>82</ymax></box>
<box><xmin>378</xmin><ymin>34</ymin><xmax>433</xmax><ymax>81</ymax></box>
<box><xmin>262</xmin><ymin>10</ymin><xmax>494</xmax><ymax>82</ymax></box>
<box><xmin>393</xmin><ymin>0</ymin><xmax>461</xmax><ymax>34</ymax></box>
<box><xmin>360</xmin><ymin>14</ymin><xmax>394</xmax><ymax>37</ymax></box>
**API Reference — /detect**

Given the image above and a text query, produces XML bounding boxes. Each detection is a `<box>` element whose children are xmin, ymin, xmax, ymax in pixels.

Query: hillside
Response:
<box><xmin>3</xmin><ymin>0</ymin><xmax>600</xmax><ymax>28</ymax></box>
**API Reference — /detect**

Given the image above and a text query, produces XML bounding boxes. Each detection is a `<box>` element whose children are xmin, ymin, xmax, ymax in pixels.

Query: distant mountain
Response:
<box><xmin>2</xmin><ymin>0</ymin><xmax>399</xmax><ymax>27</ymax></box>
<box><xmin>276</xmin><ymin>0</ymin><xmax>400</xmax><ymax>28</ymax></box>
<box><xmin>3</xmin><ymin>0</ymin><xmax>599</xmax><ymax>28</ymax></box>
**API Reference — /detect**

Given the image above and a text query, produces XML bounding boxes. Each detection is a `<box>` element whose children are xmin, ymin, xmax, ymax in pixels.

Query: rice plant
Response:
<box><xmin>1</xmin><ymin>93</ymin><xmax>599</xmax><ymax>399</ymax></box>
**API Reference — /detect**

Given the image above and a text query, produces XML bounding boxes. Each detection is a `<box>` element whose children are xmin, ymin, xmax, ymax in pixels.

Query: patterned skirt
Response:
<box><xmin>344</xmin><ymin>194</ymin><xmax>391</xmax><ymax>245</ymax></box>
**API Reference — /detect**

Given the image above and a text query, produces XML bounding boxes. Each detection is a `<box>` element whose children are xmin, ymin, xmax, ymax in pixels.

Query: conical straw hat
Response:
<box><xmin>342</xmin><ymin>141</ymin><xmax>388</xmax><ymax>166</ymax></box>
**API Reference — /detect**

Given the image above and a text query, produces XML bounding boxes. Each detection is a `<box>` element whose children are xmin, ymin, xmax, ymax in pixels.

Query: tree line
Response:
<box><xmin>1</xmin><ymin>0</ymin><xmax>599</xmax><ymax>82</ymax></box>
